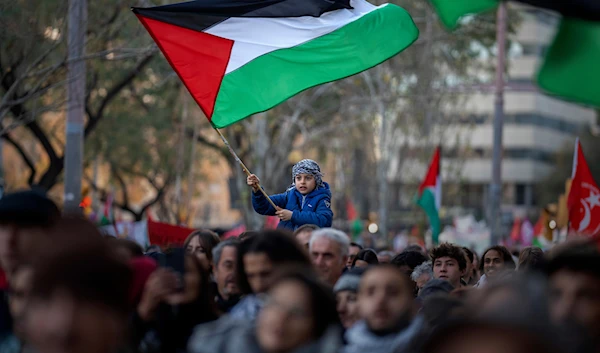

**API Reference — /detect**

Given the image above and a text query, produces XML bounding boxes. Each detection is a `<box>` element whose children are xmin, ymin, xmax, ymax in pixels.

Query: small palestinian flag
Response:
<box><xmin>415</xmin><ymin>147</ymin><xmax>442</xmax><ymax>244</ymax></box>
<box><xmin>133</xmin><ymin>0</ymin><xmax>419</xmax><ymax>128</ymax></box>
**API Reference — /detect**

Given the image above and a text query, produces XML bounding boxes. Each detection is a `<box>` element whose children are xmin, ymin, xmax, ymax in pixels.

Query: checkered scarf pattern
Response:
<box><xmin>292</xmin><ymin>159</ymin><xmax>324</xmax><ymax>188</ymax></box>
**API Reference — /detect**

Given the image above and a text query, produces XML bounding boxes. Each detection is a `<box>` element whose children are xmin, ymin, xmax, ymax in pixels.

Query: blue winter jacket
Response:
<box><xmin>252</xmin><ymin>183</ymin><xmax>333</xmax><ymax>231</ymax></box>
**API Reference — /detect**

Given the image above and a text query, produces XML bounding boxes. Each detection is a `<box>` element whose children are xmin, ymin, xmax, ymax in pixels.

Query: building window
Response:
<box><xmin>516</xmin><ymin>184</ymin><xmax>526</xmax><ymax>205</ymax></box>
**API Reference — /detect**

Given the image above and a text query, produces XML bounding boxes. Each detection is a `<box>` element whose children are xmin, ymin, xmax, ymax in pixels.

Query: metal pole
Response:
<box><xmin>490</xmin><ymin>2</ymin><xmax>507</xmax><ymax>245</ymax></box>
<box><xmin>63</xmin><ymin>0</ymin><xmax>87</xmax><ymax>214</ymax></box>
<box><xmin>0</xmin><ymin>138</ymin><xmax>4</xmax><ymax>198</ymax></box>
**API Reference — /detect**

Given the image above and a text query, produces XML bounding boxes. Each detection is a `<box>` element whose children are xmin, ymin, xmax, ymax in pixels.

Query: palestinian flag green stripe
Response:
<box><xmin>416</xmin><ymin>188</ymin><xmax>441</xmax><ymax>244</ymax></box>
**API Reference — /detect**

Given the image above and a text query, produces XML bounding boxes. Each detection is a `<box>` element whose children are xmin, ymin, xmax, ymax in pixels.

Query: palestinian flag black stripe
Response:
<box><xmin>132</xmin><ymin>0</ymin><xmax>353</xmax><ymax>33</ymax></box>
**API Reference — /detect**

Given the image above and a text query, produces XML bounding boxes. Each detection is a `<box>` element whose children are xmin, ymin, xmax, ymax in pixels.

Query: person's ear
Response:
<box><xmin>341</xmin><ymin>255</ymin><xmax>348</xmax><ymax>267</ymax></box>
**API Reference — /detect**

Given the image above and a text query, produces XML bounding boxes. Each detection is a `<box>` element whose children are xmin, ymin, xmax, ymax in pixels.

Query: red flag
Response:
<box><xmin>510</xmin><ymin>218</ymin><xmax>522</xmax><ymax>243</ymax></box>
<box><xmin>418</xmin><ymin>147</ymin><xmax>441</xmax><ymax>196</ymax></box>
<box><xmin>147</xmin><ymin>219</ymin><xmax>195</xmax><ymax>246</ymax></box>
<box><xmin>567</xmin><ymin>139</ymin><xmax>600</xmax><ymax>235</ymax></box>
<box><xmin>346</xmin><ymin>199</ymin><xmax>358</xmax><ymax>221</ymax></box>
<box><xmin>264</xmin><ymin>216</ymin><xmax>280</xmax><ymax>229</ymax></box>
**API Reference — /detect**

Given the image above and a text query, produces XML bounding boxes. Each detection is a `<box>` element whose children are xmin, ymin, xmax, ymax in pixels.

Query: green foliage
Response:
<box><xmin>1</xmin><ymin>0</ymin><xmax>195</xmax><ymax>215</ymax></box>
<box><xmin>0</xmin><ymin>0</ymin><xmax>68</xmax><ymax>119</ymax></box>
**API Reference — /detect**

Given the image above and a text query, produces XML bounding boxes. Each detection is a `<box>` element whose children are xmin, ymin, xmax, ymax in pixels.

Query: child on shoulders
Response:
<box><xmin>247</xmin><ymin>159</ymin><xmax>333</xmax><ymax>231</ymax></box>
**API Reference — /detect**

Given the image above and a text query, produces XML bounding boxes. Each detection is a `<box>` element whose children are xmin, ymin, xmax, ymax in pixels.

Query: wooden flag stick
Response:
<box><xmin>214</xmin><ymin>127</ymin><xmax>278</xmax><ymax>210</ymax></box>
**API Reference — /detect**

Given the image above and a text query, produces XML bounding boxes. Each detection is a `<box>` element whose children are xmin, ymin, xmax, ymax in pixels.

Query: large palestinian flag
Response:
<box><xmin>133</xmin><ymin>0</ymin><xmax>419</xmax><ymax>128</ymax></box>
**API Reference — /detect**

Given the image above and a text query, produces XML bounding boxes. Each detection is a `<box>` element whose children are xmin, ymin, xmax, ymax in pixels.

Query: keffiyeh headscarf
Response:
<box><xmin>292</xmin><ymin>159</ymin><xmax>324</xmax><ymax>188</ymax></box>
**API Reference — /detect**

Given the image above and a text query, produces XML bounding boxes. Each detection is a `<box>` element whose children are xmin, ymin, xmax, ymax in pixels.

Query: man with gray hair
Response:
<box><xmin>309</xmin><ymin>228</ymin><xmax>349</xmax><ymax>286</ymax></box>
<box><xmin>411</xmin><ymin>261</ymin><xmax>433</xmax><ymax>295</ymax></box>
<box><xmin>212</xmin><ymin>239</ymin><xmax>241</xmax><ymax>313</ymax></box>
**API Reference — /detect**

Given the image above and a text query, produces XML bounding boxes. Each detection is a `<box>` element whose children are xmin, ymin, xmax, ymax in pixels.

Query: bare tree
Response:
<box><xmin>1</xmin><ymin>0</ymin><xmax>159</xmax><ymax>193</ymax></box>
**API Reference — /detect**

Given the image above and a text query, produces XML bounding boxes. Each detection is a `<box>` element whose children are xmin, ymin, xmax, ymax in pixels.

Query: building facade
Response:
<box><xmin>391</xmin><ymin>7</ymin><xmax>596</xmax><ymax>224</ymax></box>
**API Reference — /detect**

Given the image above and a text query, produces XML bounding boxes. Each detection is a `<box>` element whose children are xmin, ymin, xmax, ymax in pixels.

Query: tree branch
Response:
<box><xmin>85</xmin><ymin>53</ymin><xmax>155</xmax><ymax>137</ymax></box>
<box><xmin>187</xmin><ymin>128</ymin><xmax>230</xmax><ymax>160</ymax></box>
<box><xmin>112</xmin><ymin>167</ymin><xmax>130</xmax><ymax>209</ymax></box>
<box><xmin>0</xmin><ymin>60</ymin><xmax>62</xmax><ymax>169</ymax></box>
<box><xmin>140</xmin><ymin>173</ymin><xmax>172</xmax><ymax>217</ymax></box>
<box><xmin>1</xmin><ymin>132</ymin><xmax>36</xmax><ymax>185</ymax></box>
<box><xmin>129</xmin><ymin>84</ymin><xmax>151</xmax><ymax>113</ymax></box>
<box><xmin>83</xmin><ymin>173</ymin><xmax>137</xmax><ymax>219</ymax></box>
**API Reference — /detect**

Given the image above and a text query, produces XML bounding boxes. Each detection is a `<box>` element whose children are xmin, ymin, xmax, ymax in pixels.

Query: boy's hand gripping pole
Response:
<box><xmin>214</xmin><ymin>128</ymin><xmax>278</xmax><ymax>210</ymax></box>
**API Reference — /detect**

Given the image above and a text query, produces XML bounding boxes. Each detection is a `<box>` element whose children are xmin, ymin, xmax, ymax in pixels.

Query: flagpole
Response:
<box><xmin>213</xmin><ymin>127</ymin><xmax>278</xmax><ymax>210</ymax></box>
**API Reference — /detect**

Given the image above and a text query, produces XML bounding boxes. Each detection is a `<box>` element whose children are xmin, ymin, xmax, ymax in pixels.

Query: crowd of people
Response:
<box><xmin>0</xmin><ymin>189</ymin><xmax>600</xmax><ymax>353</ymax></box>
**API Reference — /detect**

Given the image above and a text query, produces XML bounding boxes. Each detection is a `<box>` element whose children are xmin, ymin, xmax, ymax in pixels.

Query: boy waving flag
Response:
<box><xmin>133</xmin><ymin>0</ymin><xmax>419</xmax><ymax>128</ymax></box>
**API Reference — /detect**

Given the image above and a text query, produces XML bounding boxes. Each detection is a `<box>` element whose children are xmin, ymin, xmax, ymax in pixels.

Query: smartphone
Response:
<box><xmin>159</xmin><ymin>247</ymin><xmax>186</xmax><ymax>292</ymax></box>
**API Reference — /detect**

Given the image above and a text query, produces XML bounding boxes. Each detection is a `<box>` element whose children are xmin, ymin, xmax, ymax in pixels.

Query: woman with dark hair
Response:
<box><xmin>518</xmin><ymin>246</ymin><xmax>545</xmax><ymax>272</ymax></box>
<box><xmin>134</xmin><ymin>251</ymin><xmax>219</xmax><ymax>353</ymax></box>
<box><xmin>230</xmin><ymin>230</ymin><xmax>312</xmax><ymax>321</ymax></box>
<box><xmin>351</xmin><ymin>249</ymin><xmax>379</xmax><ymax>268</ymax></box>
<box><xmin>188</xmin><ymin>267</ymin><xmax>343</xmax><ymax>353</ymax></box>
<box><xmin>184</xmin><ymin>230</ymin><xmax>221</xmax><ymax>270</ymax></box>
<box><xmin>476</xmin><ymin>245</ymin><xmax>516</xmax><ymax>288</ymax></box>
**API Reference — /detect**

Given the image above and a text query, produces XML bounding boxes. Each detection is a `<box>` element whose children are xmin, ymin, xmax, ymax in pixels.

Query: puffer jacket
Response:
<box><xmin>252</xmin><ymin>183</ymin><xmax>333</xmax><ymax>231</ymax></box>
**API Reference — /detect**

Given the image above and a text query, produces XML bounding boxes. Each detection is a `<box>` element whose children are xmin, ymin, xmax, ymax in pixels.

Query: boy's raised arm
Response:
<box><xmin>252</xmin><ymin>190</ymin><xmax>287</xmax><ymax>216</ymax></box>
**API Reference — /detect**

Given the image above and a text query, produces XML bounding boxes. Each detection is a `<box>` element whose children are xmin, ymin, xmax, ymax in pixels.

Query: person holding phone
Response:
<box><xmin>133</xmin><ymin>249</ymin><xmax>219</xmax><ymax>353</ymax></box>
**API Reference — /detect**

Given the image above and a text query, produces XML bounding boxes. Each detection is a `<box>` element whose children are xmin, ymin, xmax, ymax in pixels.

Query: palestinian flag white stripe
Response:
<box><xmin>205</xmin><ymin>0</ymin><xmax>378</xmax><ymax>74</ymax></box>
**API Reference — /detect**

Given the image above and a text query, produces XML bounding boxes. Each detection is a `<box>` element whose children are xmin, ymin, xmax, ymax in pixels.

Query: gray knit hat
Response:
<box><xmin>292</xmin><ymin>159</ymin><xmax>324</xmax><ymax>188</ymax></box>
<box><xmin>418</xmin><ymin>279</ymin><xmax>455</xmax><ymax>300</ymax></box>
<box><xmin>333</xmin><ymin>268</ymin><xmax>366</xmax><ymax>294</ymax></box>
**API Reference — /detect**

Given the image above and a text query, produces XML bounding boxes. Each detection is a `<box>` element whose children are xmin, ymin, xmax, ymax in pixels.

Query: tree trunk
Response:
<box><xmin>376</xmin><ymin>101</ymin><xmax>389</xmax><ymax>244</ymax></box>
